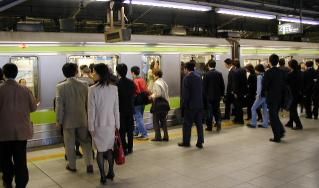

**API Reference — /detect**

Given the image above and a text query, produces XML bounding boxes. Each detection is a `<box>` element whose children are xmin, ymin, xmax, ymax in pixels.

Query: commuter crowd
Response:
<box><xmin>0</xmin><ymin>55</ymin><xmax>319</xmax><ymax>187</ymax></box>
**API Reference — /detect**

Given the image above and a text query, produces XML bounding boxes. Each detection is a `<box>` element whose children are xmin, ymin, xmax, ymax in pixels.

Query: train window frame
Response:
<box><xmin>67</xmin><ymin>54</ymin><xmax>120</xmax><ymax>75</ymax></box>
<box><xmin>9</xmin><ymin>56</ymin><xmax>40</xmax><ymax>100</ymax></box>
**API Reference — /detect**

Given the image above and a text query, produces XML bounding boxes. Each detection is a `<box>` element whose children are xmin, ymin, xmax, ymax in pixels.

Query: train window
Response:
<box><xmin>10</xmin><ymin>56</ymin><xmax>39</xmax><ymax>100</ymax></box>
<box><xmin>68</xmin><ymin>55</ymin><xmax>119</xmax><ymax>75</ymax></box>
<box><xmin>142</xmin><ymin>55</ymin><xmax>161</xmax><ymax>90</ymax></box>
<box><xmin>244</xmin><ymin>59</ymin><xmax>260</xmax><ymax>66</ymax></box>
<box><xmin>181</xmin><ymin>54</ymin><xmax>213</xmax><ymax>77</ymax></box>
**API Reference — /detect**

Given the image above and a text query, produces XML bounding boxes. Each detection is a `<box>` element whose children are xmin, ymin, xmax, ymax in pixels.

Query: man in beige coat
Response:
<box><xmin>0</xmin><ymin>63</ymin><xmax>37</xmax><ymax>188</ymax></box>
<box><xmin>56</xmin><ymin>63</ymin><xmax>93</xmax><ymax>173</ymax></box>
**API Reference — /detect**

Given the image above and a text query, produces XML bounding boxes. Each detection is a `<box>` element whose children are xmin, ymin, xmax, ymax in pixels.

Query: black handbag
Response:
<box><xmin>134</xmin><ymin>92</ymin><xmax>151</xmax><ymax>106</ymax></box>
<box><xmin>150</xmin><ymin>97</ymin><xmax>170</xmax><ymax>114</ymax></box>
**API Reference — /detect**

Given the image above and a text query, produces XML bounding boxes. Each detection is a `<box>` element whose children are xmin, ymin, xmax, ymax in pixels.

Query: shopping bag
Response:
<box><xmin>114</xmin><ymin>129</ymin><xmax>125</xmax><ymax>165</ymax></box>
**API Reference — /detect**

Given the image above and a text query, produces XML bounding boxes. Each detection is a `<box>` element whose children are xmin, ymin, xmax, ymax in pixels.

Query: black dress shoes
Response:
<box><xmin>292</xmin><ymin>127</ymin><xmax>303</xmax><ymax>130</ymax></box>
<box><xmin>269</xmin><ymin>138</ymin><xmax>281</xmax><ymax>143</ymax></box>
<box><xmin>87</xmin><ymin>165</ymin><xmax>94</xmax><ymax>174</ymax></box>
<box><xmin>178</xmin><ymin>143</ymin><xmax>191</xmax><ymax>147</ymax></box>
<box><xmin>246</xmin><ymin>124</ymin><xmax>257</xmax><ymax>128</ymax></box>
<box><xmin>162</xmin><ymin>138</ymin><xmax>169</xmax><ymax>142</ymax></box>
<box><xmin>205</xmin><ymin>127</ymin><xmax>213</xmax><ymax>131</ymax></box>
<box><xmin>66</xmin><ymin>165</ymin><xmax>77</xmax><ymax>172</ymax></box>
<box><xmin>196</xmin><ymin>143</ymin><xmax>203</xmax><ymax>149</ymax></box>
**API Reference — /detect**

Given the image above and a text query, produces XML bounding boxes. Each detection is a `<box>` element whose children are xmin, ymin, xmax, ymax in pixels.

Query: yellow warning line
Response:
<box><xmin>28</xmin><ymin>121</ymin><xmax>238</xmax><ymax>162</ymax></box>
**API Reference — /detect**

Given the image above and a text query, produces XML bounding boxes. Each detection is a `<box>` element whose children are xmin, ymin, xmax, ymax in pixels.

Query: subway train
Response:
<box><xmin>0</xmin><ymin>32</ymin><xmax>318</xmax><ymax>147</ymax></box>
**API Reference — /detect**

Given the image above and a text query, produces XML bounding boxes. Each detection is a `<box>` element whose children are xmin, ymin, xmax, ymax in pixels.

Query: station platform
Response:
<box><xmin>1</xmin><ymin>117</ymin><xmax>319</xmax><ymax>188</ymax></box>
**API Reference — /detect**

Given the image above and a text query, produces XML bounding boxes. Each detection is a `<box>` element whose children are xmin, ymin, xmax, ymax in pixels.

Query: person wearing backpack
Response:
<box><xmin>149</xmin><ymin>69</ymin><xmax>170</xmax><ymax>142</ymax></box>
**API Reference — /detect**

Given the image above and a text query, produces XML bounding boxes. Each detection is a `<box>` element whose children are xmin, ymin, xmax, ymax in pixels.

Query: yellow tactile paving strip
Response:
<box><xmin>27</xmin><ymin>121</ymin><xmax>238</xmax><ymax>162</ymax></box>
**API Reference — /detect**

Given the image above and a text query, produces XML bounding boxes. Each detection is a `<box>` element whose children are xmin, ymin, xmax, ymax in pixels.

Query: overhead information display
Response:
<box><xmin>278</xmin><ymin>23</ymin><xmax>302</xmax><ymax>35</ymax></box>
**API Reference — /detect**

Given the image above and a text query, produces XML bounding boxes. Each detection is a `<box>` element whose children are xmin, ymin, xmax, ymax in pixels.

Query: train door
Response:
<box><xmin>68</xmin><ymin>55</ymin><xmax>119</xmax><ymax>74</ymax></box>
<box><xmin>10</xmin><ymin>56</ymin><xmax>40</xmax><ymax>99</ymax></box>
<box><xmin>141</xmin><ymin>54</ymin><xmax>161</xmax><ymax>90</ymax></box>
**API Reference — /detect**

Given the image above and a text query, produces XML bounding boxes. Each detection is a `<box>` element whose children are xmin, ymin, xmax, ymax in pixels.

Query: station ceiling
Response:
<box><xmin>0</xmin><ymin>0</ymin><xmax>319</xmax><ymax>41</ymax></box>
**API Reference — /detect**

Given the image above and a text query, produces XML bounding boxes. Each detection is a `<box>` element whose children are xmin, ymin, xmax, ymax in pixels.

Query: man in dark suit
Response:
<box><xmin>223</xmin><ymin>58</ymin><xmax>236</xmax><ymax>120</ymax></box>
<box><xmin>279</xmin><ymin>58</ymin><xmax>290</xmax><ymax>74</ymax></box>
<box><xmin>232</xmin><ymin>60</ymin><xmax>247</xmax><ymax>124</ymax></box>
<box><xmin>116</xmin><ymin>64</ymin><xmax>136</xmax><ymax>155</ymax></box>
<box><xmin>313</xmin><ymin>58</ymin><xmax>319</xmax><ymax>119</ymax></box>
<box><xmin>203</xmin><ymin>60</ymin><xmax>225</xmax><ymax>132</ymax></box>
<box><xmin>179</xmin><ymin>61</ymin><xmax>204</xmax><ymax>149</ymax></box>
<box><xmin>263</xmin><ymin>54</ymin><xmax>286</xmax><ymax>143</ymax></box>
<box><xmin>303</xmin><ymin>61</ymin><xmax>317</xmax><ymax>119</ymax></box>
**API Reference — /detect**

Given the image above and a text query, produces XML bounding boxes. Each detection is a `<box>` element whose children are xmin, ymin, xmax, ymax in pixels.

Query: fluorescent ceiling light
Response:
<box><xmin>279</xmin><ymin>17</ymin><xmax>319</xmax><ymax>25</ymax></box>
<box><xmin>123</xmin><ymin>0</ymin><xmax>212</xmax><ymax>12</ymax></box>
<box><xmin>216</xmin><ymin>8</ymin><xmax>276</xmax><ymax>20</ymax></box>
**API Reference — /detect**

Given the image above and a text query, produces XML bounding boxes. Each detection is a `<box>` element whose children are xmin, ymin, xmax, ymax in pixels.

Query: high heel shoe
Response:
<box><xmin>106</xmin><ymin>172</ymin><xmax>115</xmax><ymax>181</ymax></box>
<box><xmin>100</xmin><ymin>176</ymin><xmax>107</xmax><ymax>185</ymax></box>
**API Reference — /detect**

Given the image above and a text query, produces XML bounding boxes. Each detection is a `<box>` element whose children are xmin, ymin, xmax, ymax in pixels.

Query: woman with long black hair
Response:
<box><xmin>88</xmin><ymin>63</ymin><xmax>120</xmax><ymax>184</ymax></box>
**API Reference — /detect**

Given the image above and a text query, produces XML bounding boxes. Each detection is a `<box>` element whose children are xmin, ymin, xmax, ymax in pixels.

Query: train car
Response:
<box><xmin>0</xmin><ymin>32</ymin><xmax>318</xmax><ymax>147</ymax></box>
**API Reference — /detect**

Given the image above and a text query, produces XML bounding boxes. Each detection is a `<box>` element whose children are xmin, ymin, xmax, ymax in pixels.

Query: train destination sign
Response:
<box><xmin>278</xmin><ymin>23</ymin><xmax>302</xmax><ymax>35</ymax></box>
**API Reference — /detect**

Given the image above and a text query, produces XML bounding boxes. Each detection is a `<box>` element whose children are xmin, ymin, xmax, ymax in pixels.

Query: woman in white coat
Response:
<box><xmin>88</xmin><ymin>63</ymin><xmax>120</xmax><ymax>185</ymax></box>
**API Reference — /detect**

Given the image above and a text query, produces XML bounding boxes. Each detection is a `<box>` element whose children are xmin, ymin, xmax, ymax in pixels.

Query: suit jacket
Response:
<box><xmin>56</xmin><ymin>77</ymin><xmax>88</xmax><ymax>129</ymax></box>
<box><xmin>203</xmin><ymin>69</ymin><xmax>225</xmax><ymax>101</ymax></box>
<box><xmin>182</xmin><ymin>71</ymin><xmax>203</xmax><ymax>110</ymax></box>
<box><xmin>287</xmin><ymin>70</ymin><xmax>303</xmax><ymax>99</ymax></box>
<box><xmin>0</xmin><ymin>80</ymin><xmax>37</xmax><ymax>141</ymax></box>
<box><xmin>226</xmin><ymin>66</ymin><xmax>236</xmax><ymax>95</ymax></box>
<box><xmin>247</xmin><ymin>73</ymin><xmax>257</xmax><ymax>98</ymax></box>
<box><xmin>232</xmin><ymin>67</ymin><xmax>248</xmax><ymax>97</ymax></box>
<box><xmin>303</xmin><ymin>68</ymin><xmax>317</xmax><ymax>96</ymax></box>
<box><xmin>263</xmin><ymin>67</ymin><xmax>286</xmax><ymax>104</ymax></box>
<box><xmin>117</xmin><ymin>77</ymin><xmax>136</xmax><ymax>116</ymax></box>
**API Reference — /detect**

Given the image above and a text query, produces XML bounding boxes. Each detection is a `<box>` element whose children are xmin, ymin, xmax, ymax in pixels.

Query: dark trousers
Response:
<box><xmin>119</xmin><ymin>114</ymin><xmax>134</xmax><ymax>153</ymax></box>
<box><xmin>0</xmin><ymin>141</ymin><xmax>28</xmax><ymax>188</ymax></box>
<box><xmin>224</xmin><ymin>94</ymin><xmax>233</xmax><ymax>119</ymax></box>
<box><xmin>313</xmin><ymin>98</ymin><xmax>319</xmax><ymax>119</ymax></box>
<box><xmin>287</xmin><ymin>98</ymin><xmax>303</xmax><ymax>128</ymax></box>
<box><xmin>183</xmin><ymin>109</ymin><xmax>204</xmax><ymax>145</ymax></box>
<box><xmin>153</xmin><ymin>112</ymin><xmax>169</xmax><ymax>140</ymax></box>
<box><xmin>206</xmin><ymin>99</ymin><xmax>222</xmax><ymax>129</ymax></box>
<box><xmin>304</xmin><ymin>94</ymin><xmax>313</xmax><ymax>118</ymax></box>
<box><xmin>268</xmin><ymin>102</ymin><xmax>285</xmax><ymax>140</ymax></box>
<box><xmin>233</xmin><ymin>95</ymin><xmax>244</xmax><ymax>122</ymax></box>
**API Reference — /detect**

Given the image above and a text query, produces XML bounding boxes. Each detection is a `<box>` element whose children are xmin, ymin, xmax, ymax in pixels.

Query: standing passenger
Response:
<box><xmin>18</xmin><ymin>79</ymin><xmax>27</xmax><ymax>87</ymax></box>
<box><xmin>263</xmin><ymin>54</ymin><xmax>286</xmax><ymax>143</ymax></box>
<box><xmin>116</xmin><ymin>64</ymin><xmax>136</xmax><ymax>155</ymax></box>
<box><xmin>131</xmin><ymin>66</ymin><xmax>149</xmax><ymax>140</ymax></box>
<box><xmin>246</xmin><ymin>64</ymin><xmax>269</xmax><ymax>128</ymax></box>
<box><xmin>79</xmin><ymin>65</ymin><xmax>95</xmax><ymax>86</ymax></box>
<box><xmin>88</xmin><ymin>63</ymin><xmax>120</xmax><ymax>185</ymax></box>
<box><xmin>313</xmin><ymin>58</ymin><xmax>319</xmax><ymax>119</ymax></box>
<box><xmin>285</xmin><ymin>60</ymin><xmax>303</xmax><ymax>130</ymax></box>
<box><xmin>303</xmin><ymin>61</ymin><xmax>317</xmax><ymax>119</ymax></box>
<box><xmin>0</xmin><ymin>63</ymin><xmax>37</xmax><ymax>188</ymax></box>
<box><xmin>203</xmin><ymin>60</ymin><xmax>225</xmax><ymax>132</ymax></box>
<box><xmin>279</xmin><ymin>58</ymin><xmax>290</xmax><ymax>74</ymax></box>
<box><xmin>55</xmin><ymin>63</ymin><xmax>93</xmax><ymax>173</ymax></box>
<box><xmin>223</xmin><ymin>58</ymin><xmax>236</xmax><ymax>120</ymax></box>
<box><xmin>178</xmin><ymin>61</ymin><xmax>204</xmax><ymax>148</ymax></box>
<box><xmin>245</xmin><ymin>64</ymin><xmax>258</xmax><ymax>121</ymax></box>
<box><xmin>232</xmin><ymin>60</ymin><xmax>247</xmax><ymax>124</ymax></box>
<box><xmin>150</xmin><ymin>69</ymin><xmax>170</xmax><ymax>141</ymax></box>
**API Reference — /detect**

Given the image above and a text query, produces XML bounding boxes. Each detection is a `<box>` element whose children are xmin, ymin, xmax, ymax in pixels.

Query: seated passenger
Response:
<box><xmin>78</xmin><ymin>65</ymin><xmax>95</xmax><ymax>86</ymax></box>
<box><xmin>246</xmin><ymin>64</ymin><xmax>269</xmax><ymax>128</ymax></box>
<box><xmin>18</xmin><ymin>78</ymin><xmax>27</xmax><ymax>87</ymax></box>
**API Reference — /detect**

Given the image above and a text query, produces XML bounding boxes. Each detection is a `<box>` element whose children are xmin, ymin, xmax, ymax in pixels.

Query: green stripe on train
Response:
<box><xmin>30</xmin><ymin>97</ymin><xmax>181</xmax><ymax>125</ymax></box>
<box><xmin>242</xmin><ymin>48</ymin><xmax>319</xmax><ymax>55</ymax></box>
<box><xmin>0</xmin><ymin>46</ymin><xmax>229</xmax><ymax>53</ymax></box>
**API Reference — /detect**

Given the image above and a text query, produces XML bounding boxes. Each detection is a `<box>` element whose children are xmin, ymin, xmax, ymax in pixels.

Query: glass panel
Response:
<box><xmin>68</xmin><ymin>55</ymin><xmax>119</xmax><ymax>75</ymax></box>
<box><xmin>244</xmin><ymin>59</ymin><xmax>260</xmax><ymax>67</ymax></box>
<box><xmin>10</xmin><ymin>56</ymin><xmax>39</xmax><ymax>99</ymax></box>
<box><xmin>141</xmin><ymin>55</ymin><xmax>161</xmax><ymax>91</ymax></box>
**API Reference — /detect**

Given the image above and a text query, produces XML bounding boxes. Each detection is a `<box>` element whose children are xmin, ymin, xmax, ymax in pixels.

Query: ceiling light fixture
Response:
<box><xmin>216</xmin><ymin>8</ymin><xmax>276</xmax><ymax>20</ymax></box>
<box><xmin>123</xmin><ymin>0</ymin><xmax>212</xmax><ymax>12</ymax></box>
<box><xmin>278</xmin><ymin>17</ymin><xmax>319</xmax><ymax>25</ymax></box>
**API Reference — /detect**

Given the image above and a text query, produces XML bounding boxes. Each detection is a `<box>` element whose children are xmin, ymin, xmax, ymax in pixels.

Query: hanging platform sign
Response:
<box><xmin>278</xmin><ymin>23</ymin><xmax>302</xmax><ymax>35</ymax></box>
